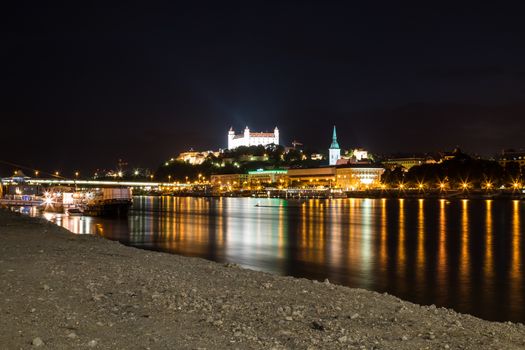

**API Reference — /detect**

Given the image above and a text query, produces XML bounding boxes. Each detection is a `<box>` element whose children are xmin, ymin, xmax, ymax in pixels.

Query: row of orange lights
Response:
<box><xmin>389</xmin><ymin>181</ymin><xmax>522</xmax><ymax>190</ymax></box>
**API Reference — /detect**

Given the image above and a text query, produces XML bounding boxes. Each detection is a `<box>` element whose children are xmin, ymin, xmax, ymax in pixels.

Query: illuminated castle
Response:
<box><xmin>227</xmin><ymin>126</ymin><xmax>279</xmax><ymax>149</ymax></box>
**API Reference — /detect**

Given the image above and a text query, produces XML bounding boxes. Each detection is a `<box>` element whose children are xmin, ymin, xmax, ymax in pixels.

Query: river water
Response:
<box><xmin>30</xmin><ymin>196</ymin><xmax>525</xmax><ymax>323</ymax></box>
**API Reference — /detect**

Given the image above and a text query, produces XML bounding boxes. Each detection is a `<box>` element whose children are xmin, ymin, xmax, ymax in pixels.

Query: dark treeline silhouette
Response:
<box><xmin>382</xmin><ymin>151</ymin><xmax>523</xmax><ymax>189</ymax></box>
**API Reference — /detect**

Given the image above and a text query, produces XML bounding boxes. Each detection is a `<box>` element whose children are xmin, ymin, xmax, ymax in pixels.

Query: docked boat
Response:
<box><xmin>82</xmin><ymin>188</ymin><xmax>132</xmax><ymax>217</ymax></box>
<box><xmin>66</xmin><ymin>207</ymin><xmax>83</xmax><ymax>216</ymax></box>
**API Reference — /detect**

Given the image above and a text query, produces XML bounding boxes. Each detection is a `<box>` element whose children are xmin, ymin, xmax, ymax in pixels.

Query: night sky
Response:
<box><xmin>2</xmin><ymin>2</ymin><xmax>525</xmax><ymax>175</ymax></box>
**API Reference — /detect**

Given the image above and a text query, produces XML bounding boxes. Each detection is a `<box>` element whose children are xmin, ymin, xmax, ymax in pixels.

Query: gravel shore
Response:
<box><xmin>1</xmin><ymin>210</ymin><xmax>525</xmax><ymax>349</ymax></box>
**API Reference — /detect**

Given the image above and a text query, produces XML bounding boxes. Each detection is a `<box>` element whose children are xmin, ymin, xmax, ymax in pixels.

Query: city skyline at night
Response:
<box><xmin>2</xmin><ymin>2</ymin><xmax>525</xmax><ymax>174</ymax></box>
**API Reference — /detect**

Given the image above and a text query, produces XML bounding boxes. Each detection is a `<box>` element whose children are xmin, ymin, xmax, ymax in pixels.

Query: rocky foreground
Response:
<box><xmin>1</xmin><ymin>210</ymin><xmax>525</xmax><ymax>349</ymax></box>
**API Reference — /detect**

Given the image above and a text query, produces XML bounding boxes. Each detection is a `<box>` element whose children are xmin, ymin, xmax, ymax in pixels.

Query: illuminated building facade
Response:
<box><xmin>210</xmin><ymin>174</ymin><xmax>248</xmax><ymax>188</ymax></box>
<box><xmin>382</xmin><ymin>157</ymin><xmax>431</xmax><ymax>171</ymax></box>
<box><xmin>335</xmin><ymin>165</ymin><xmax>385</xmax><ymax>190</ymax></box>
<box><xmin>177</xmin><ymin>150</ymin><xmax>219</xmax><ymax>165</ymax></box>
<box><xmin>288</xmin><ymin>167</ymin><xmax>336</xmax><ymax>187</ymax></box>
<box><xmin>287</xmin><ymin>165</ymin><xmax>385</xmax><ymax>190</ymax></box>
<box><xmin>211</xmin><ymin>170</ymin><xmax>288</xmax><ymax>189</ymax></box>
<box><xmin>227</xmin><ymin>126</ymin><xmax>279</xmax><ymax>149</ymax></box>
<box><xmin>247</xmin><ymin>169</ymin><xmax>288</xmax><ymax>186</ymax></box>
<box><xmin>329</xmin><ymin>126</ymin><xmax>341</xmax><ymax>166</ymax></box>
<box><xmin>352</xmin><ymin>148</ymin><xmax>368</xmax><ymax>161</ymax></box>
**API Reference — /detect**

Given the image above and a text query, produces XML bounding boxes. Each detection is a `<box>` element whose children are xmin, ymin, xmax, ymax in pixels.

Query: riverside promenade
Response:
<box><xmin>1</xmin><ymin>210</ymin><xmax>525</xmax><ymax>349</ymax></box>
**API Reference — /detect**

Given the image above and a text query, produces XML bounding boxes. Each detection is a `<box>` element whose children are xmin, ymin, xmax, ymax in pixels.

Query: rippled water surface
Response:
<box><xmin>33</xmin><ymin>196</ymin><xmax>525</xmax><ymax>322</ymax></box>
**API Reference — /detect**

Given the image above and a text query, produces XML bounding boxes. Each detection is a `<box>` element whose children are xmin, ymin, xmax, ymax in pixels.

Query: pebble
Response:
<box><xmin>43</xmin><ymin>284</ymin><xmax>50</xmax><ymax>291</ymax></box>
<box><xmin>262</xmin><ymin>282</ymin><xmax>272</xmax><ymax>289</ymax></box>
<box><xmin>337</xmin><ymin>335</ymin><xmax>348</xmax><ymax>343</ymax></box>
<box><xmin>67</xmin><ymin>332</ymin><xmax>77</xmax><ymax>339</ymax></box>
<box><xmin>312</xmin><ymin>320</ymin><xmax>325</xmax><ymax>331</ymax></box>
<box><xmin>88</xmin><ymin>339</ymin><xmax>98</xmax><ymax>347</ymax></box>
<box><xmin>32</xmin><ymin>337</ymin><xmax>44</xmax><ymax>347</ymax></box>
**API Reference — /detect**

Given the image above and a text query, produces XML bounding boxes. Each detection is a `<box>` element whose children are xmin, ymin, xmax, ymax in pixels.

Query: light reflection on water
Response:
<box><xmin>30</xmin><ymin>196</ymin><xmax>525</xmax><ymax>323</ymax></box>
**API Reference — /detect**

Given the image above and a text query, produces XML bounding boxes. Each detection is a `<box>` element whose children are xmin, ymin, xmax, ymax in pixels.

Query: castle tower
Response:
<box><xmin>227</xmin><ymin>127</ymin><xmax>235</xmax><ymax>149</ymax></box>
<box><xmin>244</xmin><ymin>126</ymin><xmax>250</xmax><ymax>146</ymax></box>
<box><xmin>329</xmin><ymin>125</ymin><xmax>341</xmax><ymax>166</ymax></box>
<box><xmin>274</xmin><ymin>126</ymin><xmax>279</xmax><ymax>145</ymax></box>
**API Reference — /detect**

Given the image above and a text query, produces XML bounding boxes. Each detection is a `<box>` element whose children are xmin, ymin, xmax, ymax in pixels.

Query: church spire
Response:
<box><xmin>330</xmin><ymin>125</ymin><xmax>340</xmax><ymax>149</ymax></box>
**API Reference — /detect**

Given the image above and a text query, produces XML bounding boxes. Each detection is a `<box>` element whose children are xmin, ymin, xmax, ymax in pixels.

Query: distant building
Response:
<box><xmin>340</xmin><ymin>148</ymin><xmax>370</xmax><ymax>164</ymax></box>
<box><xmin>288</xmin><ymin>167</ymin><xmax>336</xmax><ymax>186</ymax></box>
<box><xmin>382</xmin><ymin>156</ymin><xmax>436</xmax><ymax>171</ymax></box>
<box><xmin>352</xmin><ymin>148</ymin><xmax>368</xmax><ymax>161</ymax></box>
<box><xmin>227</xmin><ymin>126</ymin><xmax>279</xmax><ymax>149</ymax></box>
<box><xmin>382</xmin><ymin>157</ymin><xmax>426</xmax><ymax>170</ymax></box>
<box><xmin>310</xmin><ymin>153</ymin><xmax>324</xmax><ymax>160</ymax></box>
<box><xmin>329</xmin><ymin>126</ymin><xmax>341</xmax><ymax>166</ymax></box>
<box><xmin>498</xmin><ymin>149</ymin><xmax>525</xmax><ymax>167</ymax></box>
<box><xmin>210</xmin><ymin>170</ymin><xmax>287</xmax><ymax>189</ymax></box>
<box><xmin>177</xmin><ymin>150</ymin><xmax>219</xmax><ymax>165</ymax></box>
<box><xmin>287</xmin><ymin>165</ymin><xmax>384</xmax><ymax>190</ymax></box>
<box><xmin>336</xmin><ymin>165</ymin><xmax>385</xmax><ymax>190</ymax></box>
<box><xmin>210</xmin><ymin>173</ymin><xmax>248</xmax><ymax>189</ymax></box>
<box><xmin>247</xmin><ymin>169</ymin><xmax>288</xmax><ymax>186</ymax></box>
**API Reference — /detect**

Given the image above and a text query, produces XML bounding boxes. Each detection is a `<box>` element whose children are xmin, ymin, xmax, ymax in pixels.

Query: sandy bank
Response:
<box><xmin>1</xmin><ymin>210</ymin><xmax>524</xmax><ymax>349</ymax></box>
